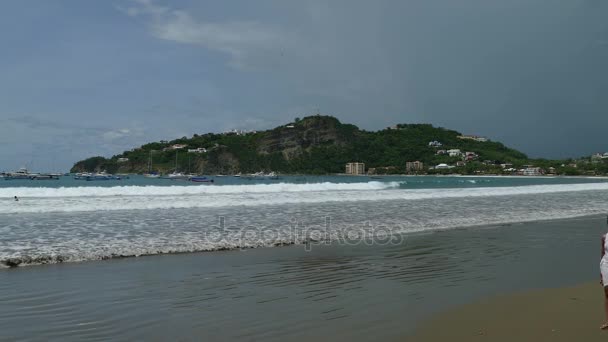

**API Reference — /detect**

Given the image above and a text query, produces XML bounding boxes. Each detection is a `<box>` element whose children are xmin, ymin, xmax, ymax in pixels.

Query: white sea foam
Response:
<box><xmin>0</xmin><ymin>181</ymin><xmax>401</xmax><ymax>198</ymax></box>
<box><xmin>1</xmin><ymin>182</ymin><xmax>608</xmax><ymax>214</ymax></box>
<box><xmin>2</xmin><ymin>181</ymin><xmax>608</xmax><ymax>267</ymax></box>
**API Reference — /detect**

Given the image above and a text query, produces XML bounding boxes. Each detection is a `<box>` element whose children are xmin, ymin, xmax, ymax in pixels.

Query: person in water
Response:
<box><xmin>14</xmin><ymin>196</ymin><xmax>18</xmax><ymax>201</ymax></box>
<box><xmin>601</xmin><ymin>217</ymin><xmax>608</xmax><ymax>329</ymax></box>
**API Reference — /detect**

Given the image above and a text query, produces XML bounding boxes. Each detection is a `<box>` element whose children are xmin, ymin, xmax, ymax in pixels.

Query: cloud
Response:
<box><xmin>120</xmin><ymin>0</ymin><xmax>291</xmax><ymax>70</ymax></box>
<box><xmin>102</xmin><ymin>128</ymin><xmax>132</xmax><ymax>141</ymax></box>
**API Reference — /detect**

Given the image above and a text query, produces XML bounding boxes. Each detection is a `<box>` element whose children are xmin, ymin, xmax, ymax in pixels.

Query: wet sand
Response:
<box><xmin>412</xmin><ymin>281</ymin><xmax>607</xmax><ymax>341</ymax></box>
<box><xmin>1</xmin><ymin>215</ymin><xmax>604</xmax><ymax>341</ymax></box>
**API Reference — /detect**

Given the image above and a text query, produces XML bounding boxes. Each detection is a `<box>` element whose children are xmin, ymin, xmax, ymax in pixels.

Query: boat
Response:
<box><xmin>162</xmin><ymin>151</ymin><xmax>189</xmax><ymax>180</ymax></box>
<box><xmin>74</xmin><ymin>171</ymin><xmax>122</xmax><ymax>181</ymax></box>
<box><xmin>4</xmin><ymin>168</ymin><xmax>39</xmax><ymax>180</ymax></box>
<box><xmin>163</xmin><ymin>172</ymin><xmax>190</xmax><ymax>180</ymax></box>
<box><xmin>86</xmin><ymin>172</ymin><xmax>121</xmax><ymax>181</ymax></box>
<box><xmin>74</xmin><ymin>172</ymin><xmax>92</xmax><ymax>180</ymax></box>
<box><xmin>30</xmin><ymin>174</ymin><xmax>60</xmax><ymax>180</ymax></box>
<box><xmin>189</xmin><ymin>176</ymin><xmax>214</xmax><ymax>183</ymax></box>
<box><xmin>266</xmin><ymin>172</ymin><xmax>280</xmax><ymax>180</ymax></box>
<box><xmin>143</xmin><ymin>151</ymin><xmax>160</xmax><ymax>178</ymax></box>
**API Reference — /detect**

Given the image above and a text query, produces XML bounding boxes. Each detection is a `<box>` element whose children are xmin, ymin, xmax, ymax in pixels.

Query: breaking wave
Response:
<box><xmin>3</xmin><ymin>180</ymin><xmax>608</xmax><ymax>267</ymax></box>
<box><xmin>0</xmin><ymin>181</ymin><xmax>402</xmax><ymax>198</ymax></box>
<box><xmin>1</xmin><ymin>181</ymin><xmax>608</xmax><ymax>214</ymax></box>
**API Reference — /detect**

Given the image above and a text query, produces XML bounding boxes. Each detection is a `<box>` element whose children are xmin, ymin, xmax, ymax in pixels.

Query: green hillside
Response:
<box><xmin>71</xmin><ymin>115</ymin><xmax>550</xmax><ymax>175</ymax></box>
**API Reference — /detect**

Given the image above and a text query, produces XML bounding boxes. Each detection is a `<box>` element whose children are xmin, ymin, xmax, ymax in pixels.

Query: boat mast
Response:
<box><xmin>148</xmin><ymin>151</ymin><xmax>152</xmax><ymax>173</ymax></box>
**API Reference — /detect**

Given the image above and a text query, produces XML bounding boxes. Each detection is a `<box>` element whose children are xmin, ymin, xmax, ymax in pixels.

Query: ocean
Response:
<box><xmin>1</xmin><ymin>175</ymin><xmax>607</xmax><ymax>340</ymax></box>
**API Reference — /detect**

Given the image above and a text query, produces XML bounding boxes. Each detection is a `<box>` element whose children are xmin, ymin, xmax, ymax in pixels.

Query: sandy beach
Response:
<box><xmin>412</xmin><ymin>281</ymin><xmax>607</xmax><ymax>341</ymax></box>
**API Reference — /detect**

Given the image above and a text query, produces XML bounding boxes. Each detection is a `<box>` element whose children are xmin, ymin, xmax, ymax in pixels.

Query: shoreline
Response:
<box><xmin>2</xmin><ymin>213</ymin><xmax>604</xmax><ymax>270</ymax></box>
<box><xmin>411</xmin><ymin>281</ymin><xmax>607</xmax><ymax>341</ymax></box>
<box><xmin>1</xmin><ymin>214</ymin><xmax>604</xmax><ymax>340</ymax></box>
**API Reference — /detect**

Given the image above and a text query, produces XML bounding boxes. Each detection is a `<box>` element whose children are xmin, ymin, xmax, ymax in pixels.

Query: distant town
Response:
<box><xmin>343</xmin><ymin>137</ymin><xmax>608</xmax><ymax>177</ymax></box>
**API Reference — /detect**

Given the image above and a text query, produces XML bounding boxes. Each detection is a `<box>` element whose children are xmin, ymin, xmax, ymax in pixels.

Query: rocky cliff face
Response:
<box><xmin>256</xmin><ymin>116</ymin><xmax>346</xmax><ymax>160</ymax></box>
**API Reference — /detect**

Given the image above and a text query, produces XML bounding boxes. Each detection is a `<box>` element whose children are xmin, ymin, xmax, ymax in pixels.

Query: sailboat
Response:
<box><xmin>143</xmin><ymin>151</ymin><xmax>160</xmax><ymax>178</ymax></box>
<box><xmin>164</xmin><ymin>151</ymin><xmax>189</xmax><ymax>180</ymax></box>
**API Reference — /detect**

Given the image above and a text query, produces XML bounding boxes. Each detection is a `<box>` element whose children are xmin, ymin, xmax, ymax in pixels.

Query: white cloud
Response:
<box><xmin>120</xmin><ymin>0</ymin><xmax>292</xmax><ymax>70</ymax></box>
<box><xmin>102</xmin><ymin>128</ymin><xmax>134</xmax><ymax>141</ymax></box>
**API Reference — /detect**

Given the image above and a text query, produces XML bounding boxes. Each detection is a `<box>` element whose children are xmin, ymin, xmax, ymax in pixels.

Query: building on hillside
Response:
<box><xmin>592</xmin><ymin>153</ymin><xmax>608</xmax><ymax>162</ymax></box>
<box><xmin>405</xmin><ymin>161</ymin><xmax>424</xmax><ymax>173</ymax></box>
<box><xmin>187</xmin><ymin>148</ymin><xmax>207</xmax><ymax>153</ymax></box>
<box><xmin>434</xmin><ymin>163</ymin><xmax>454</xmax><ymax>170</ymax></box>
<box><xmin>117</xmin><ymin>158</ymin><xmax>129</xmax><ymax>163</ymax></box>
<box><xmin>447</xmin><ymin>149</ymin><xmax>462</xmax><ymax>157</ymax></box>
<box><xmin>222</xmin><ymin>129</ymin><xmax>256</xmax><ymax>136</ymax></box>
<box><xmin>456</xmin><ymin>161</ymin><xmax>466</xmax><ymax>167</ymax></box>
<box><xmin>164</xmin><ymin>144</ymin><xmax>187</xmax><ymax>151</ymax></box>
<box><xmin>436</xmin><ymin>150</ymin><xmax>447</xmax><ymax>155</ymax></box>
<box><xmin>523</xmin><ymin>167</ymin><xmax>544</xmax><ymax>176</ymax></box>
<box><xmin>465</xmin><ymin>152</ymin><xmax>479</xmax><ymax>161</ymax></box>
<box><xmin>428</xmin><ymin>141</ymin><xmax>442</xmax><ymax>148</ymax></box>
<box><xmin>345</xmin><ymin>162</ymin><xmax>365</xmax><ymax>175</ymax></box>
<box><xmin>457</xmin><ymin>135</ymin><xmax>488</xmax><ymax>142</ymax></box>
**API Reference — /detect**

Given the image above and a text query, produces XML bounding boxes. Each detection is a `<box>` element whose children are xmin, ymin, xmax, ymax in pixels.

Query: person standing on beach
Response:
<box><xmin>601</xmin><ymin>227</ymin><xmax>608</xmax><ymax>329</ymax></box>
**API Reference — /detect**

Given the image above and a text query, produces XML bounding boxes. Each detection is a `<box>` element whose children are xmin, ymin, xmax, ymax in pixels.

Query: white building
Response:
<box><xmin>435</xmin><ymin>163</ymin><xmax>454</xmax><ymax>170</ymax></box>
<box><xmin>447</xmin><ymin>149</ymin><xmax>462</xmax><ymax>157</ymax></box>
<box><xmin>523</xmin><ymin>167</ymin><xmax>544</xmax><ymax>176</ymax></box>
<box><xmin>345</xmin><ymin>162</ymin><xmax>365</xmax><ymax>175</ymax></box>
<box><xmin>188</xmin><ymin>148</ymin><xmax>207</xmax><ymax>153</ymax></box>
<box><xmin>117</xmin><ymin>158</ymin><xmax>129</xmax><ymax>163</ymax></box>
<box><xmin>428</xmin><ymin>141</ymin><xmax>442</xmax><ymax>148</ymax></box>
<box><xmin>164</xmin><ymin>144</ymin><xmax>188</xmax><ymax>151</ymax></box>
<box><xmin>457</xmin><ymin>135</ymin><xmax>488</xmax><ymax>142</ymax></box>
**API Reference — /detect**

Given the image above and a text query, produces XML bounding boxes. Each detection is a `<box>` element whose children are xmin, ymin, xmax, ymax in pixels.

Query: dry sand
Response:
<box><xmin>411</xmin><ymin>281</ymin><xmax>608</xmax><ymax>341</ymax></box>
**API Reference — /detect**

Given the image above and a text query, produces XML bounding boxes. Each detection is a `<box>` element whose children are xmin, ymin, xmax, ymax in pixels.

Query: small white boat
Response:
<box><xmin>163</xmin><ymin>172</ymin><xmax>189</xmax><ymax>180</ymax></box>
<box><xmin>4</xmin><ymin>168</ymin><xmax>39</xmax><ymax>180</ymax></box>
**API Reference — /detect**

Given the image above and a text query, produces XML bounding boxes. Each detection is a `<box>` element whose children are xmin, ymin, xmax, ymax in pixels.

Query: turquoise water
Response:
<box><xmin>2</xmin><ymin>174</ymin><xmax>606</xmax><ymax>188</ymax></box>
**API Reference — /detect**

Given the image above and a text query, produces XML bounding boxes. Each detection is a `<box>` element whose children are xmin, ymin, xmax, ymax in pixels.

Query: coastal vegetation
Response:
<box><xmin>71</xmin><ymin>115</ymin><xmax>608</xmax><ymax>176</ymax></box>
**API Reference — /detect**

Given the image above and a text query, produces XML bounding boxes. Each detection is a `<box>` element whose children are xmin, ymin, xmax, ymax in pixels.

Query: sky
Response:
<box><xmin>0</xmin><ymin>0</ymin><xmax>607</xmax><ymax>171</ymax></box>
